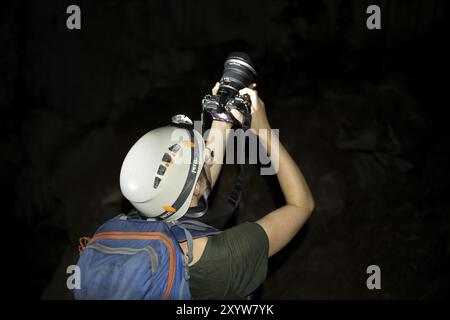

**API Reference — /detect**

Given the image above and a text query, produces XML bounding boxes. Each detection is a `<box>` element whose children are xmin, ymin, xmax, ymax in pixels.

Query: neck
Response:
<box><xmin>190</xmin><ymin>195</ymin><xmax>199</xmax><ymax>207</ymax></box>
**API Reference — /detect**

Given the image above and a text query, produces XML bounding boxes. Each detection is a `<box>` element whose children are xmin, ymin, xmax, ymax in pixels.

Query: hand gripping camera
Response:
<box><xmin>202</xmin><ymin>52</ymin><xmax>257</xmax><ymax>130</ymax></box>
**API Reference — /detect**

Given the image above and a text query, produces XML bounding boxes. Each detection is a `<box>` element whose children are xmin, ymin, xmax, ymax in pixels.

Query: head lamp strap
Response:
<box><xmin>156</xmin><ymin>128</ymin><xmax>200</xmax><ymax>220</ymax></box>
<box><xmin>184</xmin><ymin>167</ymin><xmax>211</xmax><ymax>219</ymax></box>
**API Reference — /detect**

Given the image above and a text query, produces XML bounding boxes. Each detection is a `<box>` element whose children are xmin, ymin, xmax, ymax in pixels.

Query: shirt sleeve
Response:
<box><xmin>188</xmin><ymin>222</ymin><xmax>269</xmax><ymax>300</ymax></box>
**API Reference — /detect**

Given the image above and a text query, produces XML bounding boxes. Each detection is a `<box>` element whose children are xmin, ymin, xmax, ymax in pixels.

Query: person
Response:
<box><xmin>119</xmin><ymin>82</ymin><xmax>315</xmax><ymax>299</ymax></box>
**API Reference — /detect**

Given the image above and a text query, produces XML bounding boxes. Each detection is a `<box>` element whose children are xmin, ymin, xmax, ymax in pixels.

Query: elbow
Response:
<box><xmin>304</xmin><ymin>190</ymin><xmax>315</xmax><ymax>215</ymax></box>
<box><xmin>304</xmin><ymin>196</ymin><xmax>315</xmax><ymax>216</ymax></box>
<box><xmin>289</xmin><ymin>195</ymin><xmax>315</xmax><ymax>216</ymax></box>
<box><xmin>308</xmin><ymin>197</ymin><xmax>315</xmax><ymax>215</ymax></box>
<box><xmin>305</xmin><ymin>188</ymin><xmax>315</xmax><ymax>214</ymax></box>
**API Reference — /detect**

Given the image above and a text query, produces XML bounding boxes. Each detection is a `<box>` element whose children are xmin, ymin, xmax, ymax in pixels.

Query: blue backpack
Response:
<box><xmin>74</xmin><ymin>212</ymin><xmax>220</xmax><ymax>300</ymax></box>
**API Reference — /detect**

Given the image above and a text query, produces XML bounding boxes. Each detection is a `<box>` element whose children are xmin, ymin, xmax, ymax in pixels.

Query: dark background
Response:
<box><xmin>1</xmin><ymin>0</ymin><xmax>449</xmax><ymax>299</ymax></box>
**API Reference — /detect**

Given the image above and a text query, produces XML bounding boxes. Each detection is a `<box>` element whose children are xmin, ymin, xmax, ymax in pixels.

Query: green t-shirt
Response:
<box><xmin>188</xmin><ymin>222</ymin><xmax>269</xmax><ymax>300</ymax></box>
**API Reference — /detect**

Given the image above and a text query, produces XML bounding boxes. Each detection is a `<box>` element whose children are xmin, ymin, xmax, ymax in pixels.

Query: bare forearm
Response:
<box><xmin>257</xmin><ymin>122</ymin><xmax>314</xmax><ymax>210</ymax></box>
<box><xmin>237</xmin><ymin>85</ymin><xmax>314</xmax><ymax>257</ymax></box>
<box><xmin>205</xmin><ymin>120</ymin><xmax>232</xmax><ymax>187</ymax></box>
<box><xmin>256</xmin><ymin>122</ymin><xmax>315</xmax><ymax>256</ymax></box>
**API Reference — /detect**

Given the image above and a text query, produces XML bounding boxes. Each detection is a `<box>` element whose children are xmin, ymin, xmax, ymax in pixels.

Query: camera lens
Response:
<box><xmin>218</xmin><ymin>52</ymin><xmax>257</xmax><ymax>97</ymax></box>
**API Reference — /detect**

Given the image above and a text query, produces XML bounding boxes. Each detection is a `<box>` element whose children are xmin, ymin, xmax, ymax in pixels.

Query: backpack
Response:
<box><xmin>74</xmin><ymin>212</ymin><xmax>220</xmax><ymax>300</ymax></box>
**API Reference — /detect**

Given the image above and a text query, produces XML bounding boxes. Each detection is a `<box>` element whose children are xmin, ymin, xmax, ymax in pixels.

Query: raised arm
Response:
<box><xmin>239</xmin><ymin>87</ymin><xmax>315</xmax><ymax>257</ymax></box>
<box><xmin>204</xmin><ymin>83</ymin><xmax>233</xmax><ymax>188</ymax></box>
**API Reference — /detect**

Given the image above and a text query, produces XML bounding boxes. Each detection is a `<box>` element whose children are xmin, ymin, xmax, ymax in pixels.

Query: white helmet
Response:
<box><xmin>120</xmin><ymin>119</ymin><xmax>205</xmax><ymax>221</ymax></box>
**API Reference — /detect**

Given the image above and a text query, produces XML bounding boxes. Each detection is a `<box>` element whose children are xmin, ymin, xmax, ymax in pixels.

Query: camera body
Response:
<box><xmin>202</xmin><ymin>52</ymin><xmax>257</xmax><ymax>128</ymax></box>
<box><xmin>202</xmin><ymin>93</ymin><xmax>251</xmax><ymax>123</ymax></box>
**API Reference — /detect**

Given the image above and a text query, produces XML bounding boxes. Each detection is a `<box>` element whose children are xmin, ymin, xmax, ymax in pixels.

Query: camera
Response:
<box><xmin>202</xmin><ymin>52</ymin><xmax>257</xmax><ymax>129</ymax></box>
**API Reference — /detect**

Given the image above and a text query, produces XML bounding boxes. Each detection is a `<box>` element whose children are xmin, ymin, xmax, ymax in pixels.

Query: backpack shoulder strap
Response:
<box><xmin>167</xmin><ymin>220</ymin><xmax>221</xmax><ymax>264</ymax></box>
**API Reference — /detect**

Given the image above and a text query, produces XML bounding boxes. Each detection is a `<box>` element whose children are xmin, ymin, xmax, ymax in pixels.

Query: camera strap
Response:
<box><xmin>230</xmin><ymin>107</ymin><xmax>251</xmax><ymax>131</ymax></box>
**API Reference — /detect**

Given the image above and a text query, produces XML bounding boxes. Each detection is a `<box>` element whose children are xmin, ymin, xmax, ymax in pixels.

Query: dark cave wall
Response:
<box><xmin>1</xmin><ymin>0</ymin><xmax>449</xmax><ymax>298</ymax></box>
